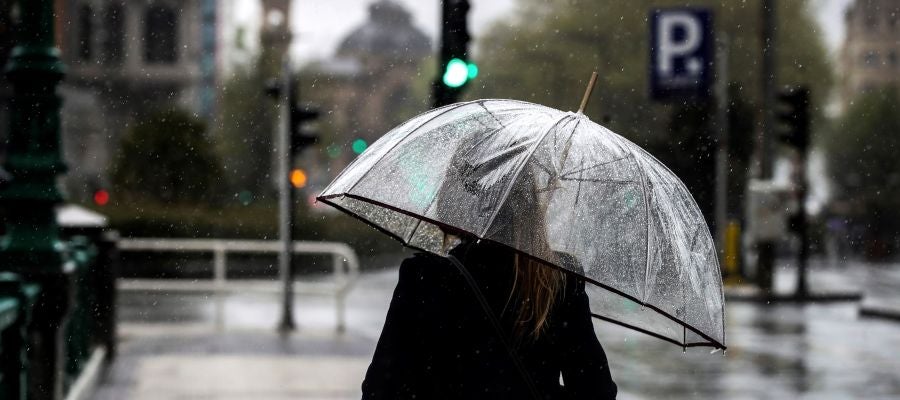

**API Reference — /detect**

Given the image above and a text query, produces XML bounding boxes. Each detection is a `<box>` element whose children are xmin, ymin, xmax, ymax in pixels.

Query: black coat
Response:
<box><xmin>362</xmin><ymin>242</ymin><xmax>617</xmax><ymax>399</ymax></box>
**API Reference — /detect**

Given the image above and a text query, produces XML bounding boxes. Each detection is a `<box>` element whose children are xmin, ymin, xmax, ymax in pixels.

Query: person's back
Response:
<box><xmin>362</xmin><ymin>241</ymin><xmax>617</xmax><ymax>399</ymax></box>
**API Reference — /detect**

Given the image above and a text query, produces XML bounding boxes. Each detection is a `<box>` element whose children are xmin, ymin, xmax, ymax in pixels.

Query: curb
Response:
<box><xmin>725</xmin><ymin>287</ymin><xmax>863</xmax><ymax>303</ymax></box>
<box><xmin>65</xmin><ymin>346</ymin><xmax>107</xmax><ymax>400</ymax></box>
<box><xmin>859</xmin><ymin>305</ymin><xmax>900</xmax><ymax>322</ymax></box>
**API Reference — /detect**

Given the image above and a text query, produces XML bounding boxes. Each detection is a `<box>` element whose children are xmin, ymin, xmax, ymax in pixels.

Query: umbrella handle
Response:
<box><xmin>448</xmin><ymin>255</ymin><xmax>543</xmax><ymax>400</ymax></box>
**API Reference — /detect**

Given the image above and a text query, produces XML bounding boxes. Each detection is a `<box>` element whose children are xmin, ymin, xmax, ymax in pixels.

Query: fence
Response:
<box><xmin>116</xmin><ymin>238</ymin><xmax>360</xmax><ymax>331</ymax></box>
<box><xmin>0</xmin><ymin>274</ymin><xmax>39</xmax><ymax>400</ymax></box>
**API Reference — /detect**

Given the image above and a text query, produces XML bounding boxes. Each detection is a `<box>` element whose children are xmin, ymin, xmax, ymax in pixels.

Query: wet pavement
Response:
<box><xmin>96</xmin><ymin>259</ymin><xmax>900</xmax><ymax>399</ymax></box>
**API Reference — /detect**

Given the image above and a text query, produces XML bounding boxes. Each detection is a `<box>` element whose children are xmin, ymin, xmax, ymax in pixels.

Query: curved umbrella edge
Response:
<box><xmin>316</xmin><ymin>192</ymin><xmax>727</xmax><ymax>350</ymax></box>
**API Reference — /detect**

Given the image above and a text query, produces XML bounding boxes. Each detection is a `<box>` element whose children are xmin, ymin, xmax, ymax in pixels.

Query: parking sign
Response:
<box><xmin>650</xmin><ymin>8</ymin><xmax>713</xmax><ymax>101</ymax></box>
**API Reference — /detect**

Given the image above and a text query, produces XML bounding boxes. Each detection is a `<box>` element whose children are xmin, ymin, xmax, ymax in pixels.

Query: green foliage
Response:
<box><xmin>215</xmin><ymin>58</ymin><xmax>277</xmax><ymax>196</ymax></box>
<box><xmin>92</xmin><ymin>200</ymin><xmax>404</xmax><ymax>263</ymax></box>
<box><xmin>110</xmin><ymin>109</ymin><xmax>224</xmax><ymax>204</ymax></box>
<box><xmin>471</xmin><ymin>0</ymin><xmax>833</xmax><ymax>144</ymax></box>
<box><xmin>824</xmin><ymin>86</ymin><xmax>900</xmax><ymax>254</ymax></box>
<box><xmin>471</xmin><ymin>0</ymin><xmax>832</xmax><ymax>222</ymax></box>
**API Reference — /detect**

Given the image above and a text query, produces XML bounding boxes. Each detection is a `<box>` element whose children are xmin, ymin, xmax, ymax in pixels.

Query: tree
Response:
<box><xmin>214</xmin><ymin>41</ymin><xmax>284</xmax><ymax>198</ymax></box>
<box><xmin>470</xmin><ymin>0</ymin><xmax>833</xmax><ymax>222</ymax></box>
<box><xmin>472</xmin><ymin>0</ymin><xmax>831</xmax><ymax>134</ymax></box>
<box><xmin>824</xmin><ymin>86</ymin><xmax>900</xmax><ymax>258</ymax></box>
<box><xmin>110</xmin><ymin>109</ymin><xmax>224</xmax><ymax>204</ymax></box>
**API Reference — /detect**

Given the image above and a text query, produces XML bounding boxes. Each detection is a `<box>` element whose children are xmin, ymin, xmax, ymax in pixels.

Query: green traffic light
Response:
<box><xmin>352</xmin><ymin>138</ymin><xmax>368</xmax><ymax>154</ymax></box>
<box><xmin>467</xmin><ymin>63</ymin><xmax>478</xmax><ymax>79</ymax></box>
<box><xmin>443</xmin><ymin>58</ymin><xmax>470</xmax><ymax>88</ymax></box>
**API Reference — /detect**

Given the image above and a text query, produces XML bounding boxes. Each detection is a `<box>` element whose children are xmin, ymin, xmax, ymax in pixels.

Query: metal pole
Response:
<box><xmin>714</xmin><ymin>35</ymin><xmax>729</xmax><ymax>255</ymax></box>
<box><xmin>795</xmin><ymin>153</ymin><xmax>809</xmax><ymax>298</ymax></box>
<box><xmin>277</xmin><ymin>61</ymin><xmax>296</xmax><ymax>332</ymax></box>
<box><xmin>756</xmin><ymin>0</ymin><xmax>777</xmax><ymax>293</ymax></box>
<box><xmin>0</xmin><ymin>0</ymin><xmax>73</xmax><ymax>398</ymax></box>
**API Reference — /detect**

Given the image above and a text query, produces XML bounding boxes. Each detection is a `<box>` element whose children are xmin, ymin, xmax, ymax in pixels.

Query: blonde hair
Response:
<box><xmin>510</xmin><ymin>250</ymin><xmax>565</xmax><ymax>341</ymax></box>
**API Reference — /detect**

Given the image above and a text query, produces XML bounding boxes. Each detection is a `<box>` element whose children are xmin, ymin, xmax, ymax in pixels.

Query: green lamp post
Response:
<box><xmin>0</xmin><ymin>0</ymin><xmax>73</xmax><ymax>398</ymax></box>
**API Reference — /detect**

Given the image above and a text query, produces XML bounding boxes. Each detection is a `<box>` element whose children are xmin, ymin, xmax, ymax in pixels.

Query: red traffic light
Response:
<box><xmin>93</xmin><ymin>189</ymin><xmax>110</xmax><ymax>206</ymax></box>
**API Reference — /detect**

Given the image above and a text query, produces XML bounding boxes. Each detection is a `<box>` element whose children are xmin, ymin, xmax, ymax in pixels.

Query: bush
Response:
<box><xmin>90</xmin><ymin>200</ymin><xmax>406</xmax><ymax>268</ymax></box>
<box><xmin>110</xmin><ymin>109</ymin><xmax>225</xmax><ymax>204</ymax></box>
<box><xmin>824</xmin><ymin>86</ymin><xmax>900</xmax><ymax>259</ymax></box>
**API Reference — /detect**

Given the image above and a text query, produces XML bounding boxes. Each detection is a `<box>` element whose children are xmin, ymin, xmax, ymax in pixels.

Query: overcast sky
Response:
<box><xmin>226</xmin><ymin>0</ymin><xmax>854</xmax><ymax>66</ymax></box>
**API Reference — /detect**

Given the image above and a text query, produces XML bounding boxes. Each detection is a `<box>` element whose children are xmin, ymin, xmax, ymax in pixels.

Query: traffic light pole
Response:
<box><xmin>778</xmin><ymin>87</ymin><xmax>811</xmax><ymax>299</ymax></box>
<box><xmin>714</xmin><ymin>35</ymin><xmax>730</xmax><ymax>271</ymax></box>
<box><xmin>794</xmin><ymin>153</ymin><xmax>809</xmax><ymax>298</ymax></box>
<box><xmin>277</xmin><ymin>61</ymin><xmax>296</xmax><ymax>333</ymax></box>
<box><xmin>756</xmin><ymin>0</ymin><xmax>777</xmax><ymax>294</ymax></box>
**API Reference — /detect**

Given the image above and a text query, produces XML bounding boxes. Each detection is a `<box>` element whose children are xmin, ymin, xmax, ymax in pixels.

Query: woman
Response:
<box><xmin>361</xmin><ymin>239</ymin><xmax>617</xmax><ymax>399</ymax></box>
<box><xmin>361</xmin><ymin>154</ymin><xmax>617</xmax><ymax>398</ymax></box>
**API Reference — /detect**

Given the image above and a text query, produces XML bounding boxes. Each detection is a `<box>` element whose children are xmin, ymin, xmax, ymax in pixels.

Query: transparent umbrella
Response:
<box><xmin>317</xmin><ymin>98</ymin><xmax>725</xmax><ymax>350</ymax></box>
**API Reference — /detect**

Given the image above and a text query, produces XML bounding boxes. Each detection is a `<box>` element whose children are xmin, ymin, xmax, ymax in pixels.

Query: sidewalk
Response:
<box><xmin>94</xmin><ymin>326</ymin><xmax>374</xmax><ymax>400</ymax></box>
<box><xmin>95</xmin><ymin>268</ymin><xmax>400</xmax><ymax>400</ymax></box>
<box><xmin>95</xmin><ymin>262</ymin><xmax>900</xmax><ymax>399</ymax></box>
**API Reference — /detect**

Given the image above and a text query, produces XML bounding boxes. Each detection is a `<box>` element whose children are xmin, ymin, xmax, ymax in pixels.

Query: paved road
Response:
<box><xmin>96</xmin><ymin>261</ymin><xmax>900</xmax><ymax>399</ymax></box>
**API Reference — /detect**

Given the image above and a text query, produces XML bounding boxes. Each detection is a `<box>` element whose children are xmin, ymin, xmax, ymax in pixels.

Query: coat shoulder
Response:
<box><xmin>399</xmin><ymin>252</ymin><xmax>454</xmax><ymax>279</ymax></box>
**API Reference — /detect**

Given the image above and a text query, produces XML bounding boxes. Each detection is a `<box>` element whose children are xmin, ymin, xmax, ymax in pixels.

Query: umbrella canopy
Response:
<box><xmin>318</xmin><ymin>99</ymin><xmax>725</xmax><ymax>350</ymax></box>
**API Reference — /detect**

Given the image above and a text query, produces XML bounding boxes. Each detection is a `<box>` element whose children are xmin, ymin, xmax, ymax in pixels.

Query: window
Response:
<box><xmin>863</xmin><ymin>51</ymin><xmax>879</xmax><ymax>67</ymax></box>
<box><xmin>889</xmin><ymin>51</ymin><xmax>898</xmax><ymax>67</ymax></box>
<box><xmin>144</xmin><ymin>6</ymin><xmax>178</xmax><ymax>64</ymax></box>
<box><xmin>78</xmin><ymin>5</ymin><xmax>93</xmax><ymax>61</ymax></box>
<box><xmin>102</xmin><ymin>5</ymin><xmax>123</xmax><ymax>64</ymax></box>
<box><xmin>864</xmin><ymin>11</ymin><xmax>878</xmax><ymax>32</ymax></box>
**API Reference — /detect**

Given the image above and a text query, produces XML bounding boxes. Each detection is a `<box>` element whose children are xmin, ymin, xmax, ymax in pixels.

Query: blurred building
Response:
<box><xmin>55</xmin><ymin>0</ymin><xmax>220</xmax><ymax>202</ymax></box>
<box><xmin>840</xmin><ymin>0</ymin><xmax>900</xmax><ymax>106</ymax></box>
<box><xmin>305</xmin><ymin>0</ymin><xmax>431</xmax><ymax>188</ymax></box>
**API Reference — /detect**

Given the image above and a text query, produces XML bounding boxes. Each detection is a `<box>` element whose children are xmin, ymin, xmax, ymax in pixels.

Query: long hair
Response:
<box><xmin>511</xmin><ymin>254</ymin><xmax>565</xmax><ymax>340</ymax></box>
<box><xmin>505</xmin><ymin>167</ymin><xmax>567</xmax><ymax>341</ymax></box>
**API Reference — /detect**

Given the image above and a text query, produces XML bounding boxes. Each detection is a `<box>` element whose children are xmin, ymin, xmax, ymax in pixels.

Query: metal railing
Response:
<box><xmin>0</xmin><ymin>274</ymin><xmax>40</xmax><ymax>400</ymax></box>
<box><xmin>116</xmin><ymin>238</ymin><xmax>360</xmax><ymax>331</ymax></box>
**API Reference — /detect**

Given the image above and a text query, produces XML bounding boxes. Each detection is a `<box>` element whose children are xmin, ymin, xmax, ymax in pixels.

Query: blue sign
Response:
<box><xmin>649</xmin><ymin>8</ymin><xmax>713</xmax><ymax>101</ymax></box>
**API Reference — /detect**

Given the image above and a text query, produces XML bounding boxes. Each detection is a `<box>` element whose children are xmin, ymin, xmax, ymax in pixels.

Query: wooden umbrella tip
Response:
<box><xmin>577</xmin><ymin>71</ymin><xmax>599</xmax><ymax>114</ymax></box>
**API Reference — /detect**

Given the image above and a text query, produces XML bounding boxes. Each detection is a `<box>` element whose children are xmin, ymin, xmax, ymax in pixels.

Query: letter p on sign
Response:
<box><xmin>650</xmin><ymin>8</ymin><xmax>713</xmax><ymax>101</ymax></box>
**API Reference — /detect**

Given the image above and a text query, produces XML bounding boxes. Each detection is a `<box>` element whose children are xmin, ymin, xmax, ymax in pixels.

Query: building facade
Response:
<box><xmin>304</xmin><ymin>0</ymin><xmax>432</xmax><ymax>193</ymax></box>
<box><xmin>56</xmin><ymin>0</ymin><xmax>217</xmax><ymax>201</ymax></box>
<box><xmin>840</xmin><ymin>0</ymin><xmax>900</xmax><ymax>105</ymax></box>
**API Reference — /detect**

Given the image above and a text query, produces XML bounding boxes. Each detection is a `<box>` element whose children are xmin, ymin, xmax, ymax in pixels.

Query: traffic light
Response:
<box><xmin>286</xmin><ymin>74</ymin><xmax>319</xmax><ymax>154</ymax></box>
<box><xmin>434</xmin><ymin>0</ymin><xmax>473</xmax><ymax>107</ymax></box>
<box><xmin>289</xmin><ymin>168</ymin><xmax>308</xmax><ymax>189</ymax></box>
<box><xmin>351</xmin><ymin>138</ymin><xmax>368</xmax><ymax>155</ymax></box>
<box><xmin>775</xmin><ymin>87</ymin><xmax>810</xmax><ymax>152</ymax></box>
<box><xmin>93</xmin><ymin>189</ymin><xmax>110</xmax><ymax>206</ymax></box>
<box><xmin>264</xmin><ymin>75</ymin><xmax>320</xmax><ymax>154</ymax></box>
<box><xmin>290</xmin><ymin>105</ymin><xmax>319</xmax><ymax>153</ymax></box>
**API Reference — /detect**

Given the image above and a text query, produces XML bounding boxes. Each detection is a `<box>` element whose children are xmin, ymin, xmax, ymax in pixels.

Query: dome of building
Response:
<box><xmin>337</xmin><ymin>0</ymin><xmax>431</xmax><ymax>61</ymax></box>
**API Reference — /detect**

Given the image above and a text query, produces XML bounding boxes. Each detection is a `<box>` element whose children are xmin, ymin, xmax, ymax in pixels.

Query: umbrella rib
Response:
<box><xmin>557</xmin><ymin>177</ymin><xmax>636</xmax><ymax>184</ymax></box>
<box><xmin>402</xmin><ymin>118</ymin><xmax>507</xmax><ymax>243</ymax></box>
<box><xmin>559</xmin><ymin>155</ymin><xmax>630</xmax><ymax>179</ymax></box>
<box><xmin>479</xmin><ymin>114</ymin><xmax>574</xmax><ymax>238</ymax></box>
<box><xmin>322</xmin><ymin>101</ymin><xmax>470</xmax><ymax>195</ymax></box>
<box><xmin>344</xmin><ymin>100</ymin><xmax>479</xmax><ymax>195</ymax></box>
<box><xmin>634</xmin><ymin>154</ymin><xmax>654</xmax><ymax>306</ymax></box>
<box><xmin>477</xmin><ymin>101</ymin><xmax>506</xmax><ymax>128</ymax></box>
<box><xmin>574</xmin><ymin>161</ymin><xmax>584</xmax><ymax>205</ymax></box>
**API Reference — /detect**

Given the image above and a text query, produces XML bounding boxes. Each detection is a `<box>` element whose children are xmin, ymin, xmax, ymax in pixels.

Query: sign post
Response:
<box><xmin>650</xmin><ymin>8</ymin><xmax>733</xmax><ymax>279</ymax></box>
